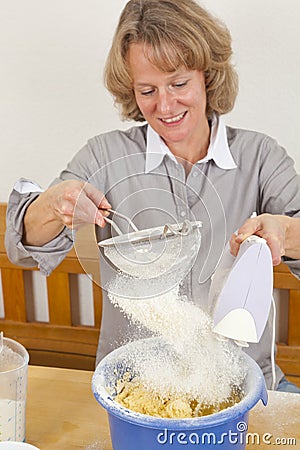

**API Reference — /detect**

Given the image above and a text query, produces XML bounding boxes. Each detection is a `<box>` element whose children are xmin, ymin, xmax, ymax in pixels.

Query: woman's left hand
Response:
<box><xmin>230</xmin><ymin>213</ymin><xmax>286</xmax><ymax>265</ymax></box>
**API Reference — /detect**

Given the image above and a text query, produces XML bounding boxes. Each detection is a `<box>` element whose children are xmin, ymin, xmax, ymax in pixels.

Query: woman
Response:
<box><xmin>5</xmin><ymin>0</ymin><xmax>300</xmax><ymax>391</ymax></box>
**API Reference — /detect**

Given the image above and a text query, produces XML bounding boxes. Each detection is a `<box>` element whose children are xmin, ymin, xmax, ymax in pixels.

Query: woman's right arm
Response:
<box><xmin>5</xmin><ymin>178</ymin><xmax>111</xmax><ymax>275</ymax></box>
<box><xmin>23</xmin><ymin>179</ymin><xmax>111</xmax><ymax>246</ymax></box>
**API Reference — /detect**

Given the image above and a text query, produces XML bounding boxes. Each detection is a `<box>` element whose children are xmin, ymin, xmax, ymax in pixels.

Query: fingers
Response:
<box><xmin>234</xmin><ymin>217</ymin><xmax>260</xmax><ymax>243</ymax></box>
<box><xmin>229</xmin><ymin>217</ymin><xmax>260</xmax><ymax>257</ymax></box>
<box><xmin>50</xmin><ymin>180</ymin><xmax>111</xmax><ymax>229</ymax></box>
<box><xmin>229</xmin><ymin>233</ymin><xmax>240</xmax><ymax>257</ymax></box>
<box><xmin>265</xmin><ymin>237</ymin><xmax>284</xmax><ymax>266</ymax></box>
<box><xmin>82</xmin><ymin>182</ymin><xmax>112</xmax><ymax>228</ymax></box>
<box><xmin>230</xmin><ymin>214</ymin><xmax>285</xmax><ymax>266</ymax></box>
<box><xmin>84</xmin><ymin>182</ymin><xmax>111</xmax><ymax>209</ymax></box>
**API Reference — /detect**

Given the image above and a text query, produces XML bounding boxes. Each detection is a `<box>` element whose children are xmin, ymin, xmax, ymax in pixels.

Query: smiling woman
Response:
<box><xmin>4</xmin><ymin>0</ymin><xmax>300</xmax><ymax>395</ymax></box>
<box><xmin>127</xmin><ymin>44</ymin><xmax>210</xmax><ymax>163</ymax></box>
<box><xmin>105</xmin><ymin>0</ymin><xmax>238</xmax><ymax>122</ymax></box>
<box><xmin>104</xmin><ymin>0</ymin><xmax>239</xmax><ymax>164</ymax></box>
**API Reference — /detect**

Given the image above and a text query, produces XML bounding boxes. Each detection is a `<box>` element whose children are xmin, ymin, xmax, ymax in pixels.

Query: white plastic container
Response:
<box><xmin>0</xmin><ymin>443</ymin><xmax>39</xmax><ymax>449</ymax></box>
<box><xmin>0</xmin><ymin>337</ymin><xmax>29</xmax><ymax>442</ymax></box>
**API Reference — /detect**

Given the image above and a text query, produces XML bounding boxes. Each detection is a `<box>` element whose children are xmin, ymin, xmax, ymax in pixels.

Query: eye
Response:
<box><xmin>174</xmin><ymin>81</ymin><xmax>188</xmax><ymax>88</ymax></box>
<box><xmin>141</xmin><ymin>89</ymin><xmax>155</xmax><ymax>96</ymax></box>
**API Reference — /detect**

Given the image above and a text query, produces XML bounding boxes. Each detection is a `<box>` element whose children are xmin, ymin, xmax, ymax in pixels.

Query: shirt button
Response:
<box><xmin>180</xmin><ymin>211</ymin><xmax>186</xmax><ymax>218</ymax></box>
<box><xmin>193</xmin><ymin>171</ymin><xmax>199</xmax><ymax>177</ymax></box>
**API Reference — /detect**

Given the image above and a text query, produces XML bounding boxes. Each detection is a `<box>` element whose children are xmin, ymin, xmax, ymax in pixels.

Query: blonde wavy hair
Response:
<box><xmin>105</xmin><ymin>0</ymin><xmax>238</xmax><ymax>121</ymax></box>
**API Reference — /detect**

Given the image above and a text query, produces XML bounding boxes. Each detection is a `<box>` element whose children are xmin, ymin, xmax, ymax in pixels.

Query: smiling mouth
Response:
<box><xmin>160</xmin><ymin>112</ymin><xmax>186</xmax><ymax>124</ymax></box>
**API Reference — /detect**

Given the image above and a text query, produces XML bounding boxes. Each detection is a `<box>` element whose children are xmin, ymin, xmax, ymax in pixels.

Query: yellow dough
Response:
<box><xmin>115</xmin><ymin>375</ymin><xmax>242</xmax><ymax>418</ymax></box>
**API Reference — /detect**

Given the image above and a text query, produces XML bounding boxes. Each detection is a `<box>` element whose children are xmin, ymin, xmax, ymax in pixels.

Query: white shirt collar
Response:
<box><xmin>145</xmin><ymin>114</ymin><xmax>237</xmax><ymax>173</ymax></box>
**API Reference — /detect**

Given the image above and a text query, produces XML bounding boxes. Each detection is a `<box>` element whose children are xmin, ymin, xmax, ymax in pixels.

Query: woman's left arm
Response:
<box><xmin>230</xmin><ymin>214</ymin><xmax>300</xmax><ymax>265</ymax></box>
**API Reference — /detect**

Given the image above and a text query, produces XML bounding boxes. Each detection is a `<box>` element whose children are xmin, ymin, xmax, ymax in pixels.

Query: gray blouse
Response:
<box><xmin>5</xmin><ymin>123</ymin><xmax>300</xmax><ymax>388</ymax></box>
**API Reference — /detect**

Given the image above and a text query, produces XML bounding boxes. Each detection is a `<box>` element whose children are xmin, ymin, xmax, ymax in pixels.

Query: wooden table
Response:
<box><xmin>26</xmin><ymin>366</ymin><xmax>111</xmax><ymax>450</ymax></box>
<box><xmin>26</xmin><ymin>366</ymin><xmax>299</xmax><ymax>449</ymax></box>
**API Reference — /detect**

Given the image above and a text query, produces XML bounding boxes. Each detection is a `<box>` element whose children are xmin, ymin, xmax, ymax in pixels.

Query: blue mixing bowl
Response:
<box><xmin>92</xmin><ymin>338</ymin><xmax>267</xmax><ymax>450</ymax></box>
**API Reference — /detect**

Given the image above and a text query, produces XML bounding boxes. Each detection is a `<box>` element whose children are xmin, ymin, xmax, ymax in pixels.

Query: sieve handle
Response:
<box><xmin>162</xmin><ymin>220</ymin><xmax>193</xmax><ymax>238</ymax></box>
<box><xmin>99</xmin><ymin>208</ymin><xmax>139</xmax><ymax>233</ymax></box>
<box><xmin>103</xmin><ymin>216</ymin><xmax>123</xmax><ymax>235</ymax></box>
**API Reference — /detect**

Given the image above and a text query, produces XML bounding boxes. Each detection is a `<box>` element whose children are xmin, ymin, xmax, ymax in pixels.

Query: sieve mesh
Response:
<box><xmin>99</xmin><ymin>220</ymin><xmax>202</xmax><ymax>280</ymax></box>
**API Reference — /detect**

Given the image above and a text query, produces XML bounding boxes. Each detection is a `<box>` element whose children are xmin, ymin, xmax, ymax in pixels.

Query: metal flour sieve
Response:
<box><xmin>98</xmin><ymin>210</ymin><xmax>202</xmax><ymax>280</ymax></box>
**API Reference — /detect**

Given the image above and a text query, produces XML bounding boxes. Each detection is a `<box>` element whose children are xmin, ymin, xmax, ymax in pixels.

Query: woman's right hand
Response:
<box><xmin>23</xmin><ymin>180</ymin><xmax>111</xmax><ymax>246</ymax></box>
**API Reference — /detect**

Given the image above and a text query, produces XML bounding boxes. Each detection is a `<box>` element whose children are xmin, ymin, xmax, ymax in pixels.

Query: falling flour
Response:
<box><xmin>107</xmin><ymin>273</ymin><xmax>246</xmax><ymax>414</ymax></box>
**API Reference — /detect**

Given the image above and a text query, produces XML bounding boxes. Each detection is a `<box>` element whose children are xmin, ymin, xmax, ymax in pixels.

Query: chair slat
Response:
<box><xmin>0</xmin><ymin>203</ymin><xmax>7</xmax><ymax>235</ymax></box>
<box><xmin>92</xmin><ymin>281</ymin><xmax>102</xmax><ymax>328</ymax></box>
<box><xmin>288</xmin><ymin>290</ymin><xmax>300</xmax><ymax>346</ymax></box>
<box><xmin>47</xmin><ymin>272</ymin><xmax>72</xmax><ymax>326</ymax></box>
<box><xmin>274</xmin><ymin>271</ymin><xmax>300</xmax><ymax>290</ymax></box>
<box><xmin>1</xmin><ymin>268</ymin><xmax>27</xmax><ymax>321</ymax></box>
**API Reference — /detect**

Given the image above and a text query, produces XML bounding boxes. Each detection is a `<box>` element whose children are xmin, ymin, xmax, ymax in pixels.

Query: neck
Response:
<box><xmin>165</xmin><ymin>121</ymin><xmax>211</xmax><ymax>166</ymax></box>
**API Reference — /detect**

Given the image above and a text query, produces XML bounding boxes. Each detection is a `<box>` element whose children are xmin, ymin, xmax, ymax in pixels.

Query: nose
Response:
<box><xmin>156</xmin><ymin>88</ymin><xmax>175</xmax><ymax>115</ymax></box>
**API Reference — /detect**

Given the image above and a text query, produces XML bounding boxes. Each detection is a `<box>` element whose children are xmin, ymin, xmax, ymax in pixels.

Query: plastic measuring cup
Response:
<box><xmin>0</xmin><ymin>337</ymin><xmax>29</xmax><ymax>442</ymax></box>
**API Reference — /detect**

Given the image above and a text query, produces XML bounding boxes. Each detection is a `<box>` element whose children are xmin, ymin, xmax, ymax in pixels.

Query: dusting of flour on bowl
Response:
<box><xmin>108</xmin><ymin>273</ymin><xmax>246</xmax><ymax>407</ymax></box>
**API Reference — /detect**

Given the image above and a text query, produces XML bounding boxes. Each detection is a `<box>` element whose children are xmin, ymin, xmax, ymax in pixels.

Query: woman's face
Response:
<box><xmin>128</xmin><ymin>43</ymin><xmax>209</xmax><ymax>153</ymax></box>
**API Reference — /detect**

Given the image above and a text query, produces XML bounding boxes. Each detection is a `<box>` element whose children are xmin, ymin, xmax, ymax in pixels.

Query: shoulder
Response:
<box><xmin>87</xmin><ymin>124</ymin><xmax>147</xmax><ymax>157</ymax></box>
<box><xmin>227</xmin><ymin>125</ymin><xmax>276</xmax><ymax>149</ymax></box>
<box><xmin>226</xmin><ymin>125</ymin><xmax>292</xmax><ymax>166</ymax></box>
<box><xmin>62</xmin><ymin>125</ymin><xmax>147</xmax><ymax>182</ymax></box>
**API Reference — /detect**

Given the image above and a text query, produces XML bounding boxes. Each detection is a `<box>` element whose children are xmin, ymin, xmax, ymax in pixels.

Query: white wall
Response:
<box><xmin>1</xmin><ymin>0</ymin><xmax>299</xmax><ymax>202</ymax></box>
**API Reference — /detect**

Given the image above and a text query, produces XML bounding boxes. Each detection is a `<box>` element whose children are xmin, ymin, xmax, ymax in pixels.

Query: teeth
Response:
<box><xmin>162</xmin><ymin>112</ymin><xmax>185</xmax><ymax>123</ymax></box>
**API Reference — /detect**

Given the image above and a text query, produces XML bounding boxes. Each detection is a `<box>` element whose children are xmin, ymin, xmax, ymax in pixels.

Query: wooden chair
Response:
<box><xmin>274</xmin><ymin>263</ymin><xmax>300</xmax><ymax>386</ymax></box>
<box><xmin>0</xmin><ymin>203</ymin><xmax>102</xmax><ymax>370</ymax></box>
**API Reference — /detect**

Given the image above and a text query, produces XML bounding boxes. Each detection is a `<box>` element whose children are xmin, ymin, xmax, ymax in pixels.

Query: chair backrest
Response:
<box><xmin>0</xmin><ymin>203</ymin><xmax>102</xmax><ymax>370</ymax></box>
<box><xmin>273</xmin><ymin>262</ymin><xmax>300</xmax><ymax>383</ymax></box>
